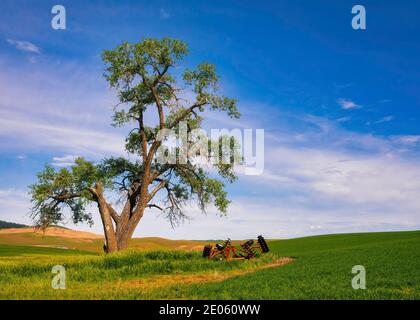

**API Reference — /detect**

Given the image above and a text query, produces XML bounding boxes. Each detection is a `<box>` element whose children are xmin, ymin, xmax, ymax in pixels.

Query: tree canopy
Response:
<box><xmin>29</xmin><ymin>38</ymin><xmax>240</xmax><ymax>252</ymax></box>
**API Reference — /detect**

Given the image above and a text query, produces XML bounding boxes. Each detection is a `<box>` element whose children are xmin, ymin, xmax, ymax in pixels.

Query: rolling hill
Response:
<box><xmin>0</xmin><ymin>226</ymin><xmax>206</xmax><ymax>252</ymax></box>
<box><xmin>0</xmin><ymin>227</ymin><xmax>418</xmax><ymax>299</ymax></box>
<box><xmin>0</xmin><ymin>220</ymin><xmax>28</xmax><ymax>229</ymax></box>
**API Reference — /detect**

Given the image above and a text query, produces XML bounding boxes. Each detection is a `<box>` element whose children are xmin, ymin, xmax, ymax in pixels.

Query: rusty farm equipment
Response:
<box><xmin>202</xmin><ymin>235</ymin><xmax>269</xmax><ymax>260</ymax></box>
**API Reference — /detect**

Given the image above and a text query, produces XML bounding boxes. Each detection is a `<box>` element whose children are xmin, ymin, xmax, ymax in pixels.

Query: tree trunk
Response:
<box><xmin>98</xmin><ymin>202</ymin><xmax>118</xmax><ymax>253</ymax></box>
<box><xmin>115</xmin><ymin>206</ymin><xmax>146</xmax><ymax>251</ymax></box>
<box><xmin>94</xmin><ymin>183</ymin><xmax>147</xmax><ymax>253</ymax></box>
<box><xmin>94</xmin><ymin>184</ymin><xmax>119</xmax><ymax>253</ymax></box>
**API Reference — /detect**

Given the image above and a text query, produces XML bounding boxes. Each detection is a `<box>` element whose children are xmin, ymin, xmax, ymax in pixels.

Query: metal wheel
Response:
<box><xmin>257</xmin><ymin>235</ymin><xmax>269</xmax><ymax>253</ymax></box>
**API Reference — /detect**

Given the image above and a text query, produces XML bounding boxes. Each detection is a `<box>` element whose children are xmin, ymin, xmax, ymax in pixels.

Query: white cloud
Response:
<box><xmin>336</xmin><ymin>116</ymin><xmax>351</xmax><ymax>123</ymax></box>
<box><xmin>393</xmin><ymin>135</ymin><xmax>420</xmax><ymax>145</ymax></box>
<box><xmin>1</xmin><ymin>51</ymin><xmax>420</xmax><ymax>240</ymax></box>
<box><xmin>7</xmin><ymin>39</ymin><xmax>41</xmax><ymax>54</ymax></box>
<box><xmin>0</xmin><ymin>57</ymin><xmax>125</xmax><ymax>158</ymax></box>
<box><xmin>310</xmin><ymin>225</ymin><xmax>322</xmax><ymax>230</ymax></box>
<box><xmin>133</xmin><ymin>192</ymin><xmax>420</xmax><ymax>239</ymax></box>
<box><xmin>0</xmin><ymin>115</ymin><xmax>125</xmax><ymax>158</ymax></box>
<box><xmin>160</xmin><ymin>8</ymin><xmax>170</xmax><ymax>19</ymax></box>
<box><xmin>374</xmin><ymin>115</ymin><xmax>394</xmax><ymax>124</ymax></box>
<box><xmin>52</xmin><ymin>155</ymin><xmax>80</xmax><ymax>167</ymax></box>
<box><xmin>3</xmin><ymin>121</ymin><xmax>420</xmax><ymax>239</ymax></box>
<box><xmin>337</xmin><ymin>98</ymin><xmax>361</xmax><ymax>110</ymax></box>
<box><xmin>263</xmin><ymin>146</ymin><xmax>420</xmax><ymax>207</ymax></box>
<box><xmin>0</xmin><ymin>189</ymin><xmax>31</xmax><ymax>225</ymax></box>
<box><xmin>2</xmin><ymin>184</ymin><xmax>419</xmax><ymax>239</ymax></box>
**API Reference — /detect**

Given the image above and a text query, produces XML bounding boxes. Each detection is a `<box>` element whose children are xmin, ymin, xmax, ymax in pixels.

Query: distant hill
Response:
<box><xmin>0</xmin><ymin>226</ymin><xmax>205</xmax><ymax>252</ymax></box>
<box><xmin>0</xmin><ymin>220</ymin><xmax>28</xmax><ymax>229</ymax></box>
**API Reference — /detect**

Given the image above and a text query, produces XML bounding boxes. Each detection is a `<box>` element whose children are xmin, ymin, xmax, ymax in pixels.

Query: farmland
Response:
<box><xmin>0</xmin><ymin>229</ymin><xmax>419</xmax><ymax>299</ymax></box>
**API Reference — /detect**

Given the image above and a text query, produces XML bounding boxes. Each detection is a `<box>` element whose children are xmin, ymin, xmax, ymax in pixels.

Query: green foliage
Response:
<box><xmin>98</xmin><ymin>157</ymin><xmax>144</xmax><ymax>191</ymax></box>
<box><xmin>183</xmin><ymin>63</ymin><xmax>239</xmax><ymax>118</ymax></box>
<box><xmin>124</xmin><ymin>127</ymin><xmax>158</xmax><ymax>155</ymax></box>
<box><xmin>210</xmin><ymin>134</ymin><xmax>242</xmax><ymax>183</ymax></box>
<box><xmin>103</xmin><ymin>38</ymin><xmax>187</xmax><ymax>90</ymax></box>
<box><xmin>29</xmin><ymin>158</ymin><xmax>103</xmax><ymax>229</ymax></box>
<box><xmin>0</xmin><ymin>220</ymin><xmax>28</xmax><ymax>229</ymax></box>
<box><xmin>30</xmin><ymin>37</ymin><xmax>240</xmax><ymax>233</ymax></box>
<box><xmin>102</xmin><ymin>38</ymin><xmax>188</xmax><ymax>128</ymax></box>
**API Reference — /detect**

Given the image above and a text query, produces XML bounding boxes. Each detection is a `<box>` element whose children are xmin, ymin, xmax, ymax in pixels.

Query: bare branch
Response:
<box><xmin>146</xmin><ymin>204</ymin><xmax>163</xmax><ymax>211</ymax></box>
<box><xmin>148</xmin><ymin>179</ymin><xmax>167</xmax><ymax>202</ymax></box>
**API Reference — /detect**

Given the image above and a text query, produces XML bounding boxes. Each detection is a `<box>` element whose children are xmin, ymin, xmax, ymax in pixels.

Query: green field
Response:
<box><xmin>0</xmin><ymin>230</ymin><xmax>419</xmax><ymax>299</ymax></box>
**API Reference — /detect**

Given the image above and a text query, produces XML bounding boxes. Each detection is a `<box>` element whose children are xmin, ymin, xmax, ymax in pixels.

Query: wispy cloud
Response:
<box><xmin>0</xmin><ymin>115</ymin><xmax>124</xmax><ymax>158</ymax></box>
<box><xmin>373</xmin><ymin>115</ymin><xmax>394</xmax><ymax>124</ymax></box>
<box><xmin>237</xmin><ymin>114</ymin><xmax>420</xmax><ymax>227</ymax></box>
<box><xmin>160</xmin><ymin>8</ymin><xmax>170</xmax><ymax>20</ymax></box>
<box><xmin>393</xmin><ymin>135</ymin><xmax>420</xmax><ymax>145</ymax></box>
<box><xmin>336</xmin><ymin>116</ymin><xmax>351</xmax><ymax>123</ymax></box>
<box><xmin>1</xmin><ymin>44</ymin><xmax>420</xmax><ymax>239</ymax></box>
<box><xmin>0</xmin><ymin>57</ymin><xmax>123</xmax><ymax>158</ymax></box>
<box><xmin>337</xmin><ymin>98</ymin><xmax>361</xmax><ymax>110</ymax></box>
<box><xmin>52</xmin><ymin>155</ymin><xmax>80</xmax><ymax>167</ymax></box>
<box><xmin>261</xmin><ymin>145</ymin><xmax>420</xmax><ymax>206</ymax></box>
<box><xmin>7</xmin><ymin>39</ymin><xmax>41</xmax><ymax>54</ymax></box>
<box><xmin>0</xmin><ymin>188</ymin><xmax>31</xmax><ymax>225</ymax></box>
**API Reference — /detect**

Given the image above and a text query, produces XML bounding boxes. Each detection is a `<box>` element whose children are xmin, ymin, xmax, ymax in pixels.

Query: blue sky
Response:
<box><xmin>1</xmin><ymin>0</ymin><xmax>420</xmax><ymax>239</ymax></box>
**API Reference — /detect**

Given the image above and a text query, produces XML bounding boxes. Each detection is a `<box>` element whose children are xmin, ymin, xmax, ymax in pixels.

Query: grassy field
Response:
<box><xmin>0</xmin><ymin>230</ymin><xmax>419</xmax><ymax>299</ymax></box>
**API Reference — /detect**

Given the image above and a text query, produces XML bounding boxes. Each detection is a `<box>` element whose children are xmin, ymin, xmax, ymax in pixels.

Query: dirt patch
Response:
<box><xmin>0</xmin><ymin>227</ymin><xmax>102</xmax><ymax>239</ymax></box>
<box><xmin>177</xmin><ymin>244</ymin><xmax>205</xmax><ymax>251</ymax></box>
<box><xmin>32</xmin><ymin>245</ymin><xmax>70</xmax><ymax>250</ymax></box>
<box><xmin>112</xmin><ymin>257</ymin><xmax>294</xmax><ymax>291</ymax></box>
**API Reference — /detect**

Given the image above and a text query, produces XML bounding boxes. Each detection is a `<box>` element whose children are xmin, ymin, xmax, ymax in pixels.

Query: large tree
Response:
<box><xmin>29</xmin><ymin>38</ymin><xmax>240</xmax><ymax>252</ymax></box>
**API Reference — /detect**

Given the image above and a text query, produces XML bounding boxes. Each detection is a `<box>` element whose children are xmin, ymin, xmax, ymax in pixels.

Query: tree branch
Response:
<box><xmin>138</xmin><ymin>112</ymin><xmax>148</xmax><ymax>161</ymax></box>
<box><xmin>146</xmin><ymin>204</ymin><xmax>163</xmax><ymax>211</ymax></box>
<box><xmin>151</xmin><ymin>86</ymin><xmax>165</xmax><ymax>130</ymax></box>
<box><xmin>107</xmin><ymin>203</ymin><xmax>121</xmax><ymax>224</ymax></box>
<box><xmin>51</xmin><ymin>193</ymin><xmax>81</xmax><ymax>201</ymax></box>
<box><xmin>168</xmin><ymin>102</ymin><xmax>206</xmax><ymax>129</ymax></box>
<box><xmin>147</xmin><ymin>179</ymin><xmax>167</xmax><ymax>202</ymax></box>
